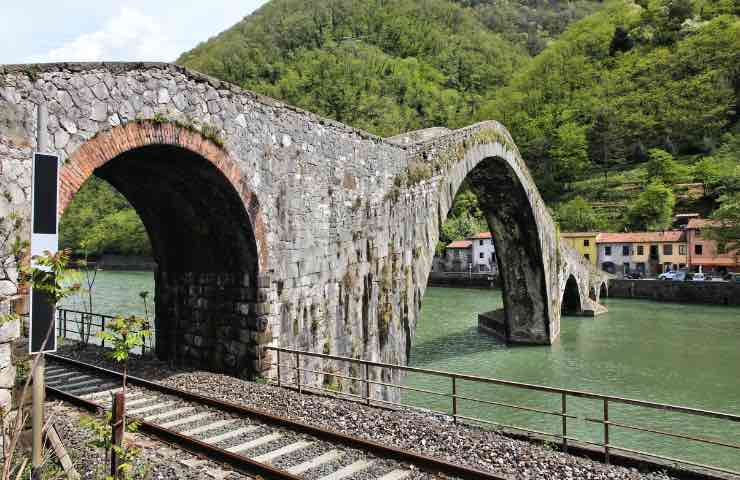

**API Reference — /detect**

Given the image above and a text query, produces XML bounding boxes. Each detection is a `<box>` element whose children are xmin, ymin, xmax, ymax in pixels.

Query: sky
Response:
<box><xmin>1</xmin><ymin>0</ymin><xmax>269</xmax><ymax>64</ymax></box>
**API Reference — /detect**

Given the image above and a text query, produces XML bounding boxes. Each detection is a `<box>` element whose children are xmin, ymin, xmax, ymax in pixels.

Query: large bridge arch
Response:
<box><xmin>59</xmin><ymin>122</ymin><xmax>269</xmax><ymax>376</ymax></box>
<box><xmin>397</xmin><ymin>122</ymin><xmax>561</xmax><ymax>346</ymax></box>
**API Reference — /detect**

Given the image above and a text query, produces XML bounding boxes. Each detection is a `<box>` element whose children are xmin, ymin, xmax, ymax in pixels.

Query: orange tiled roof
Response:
<box><xmin>596</xmin><ymin>231</ymin><xmax>686</xmax><ymax>243</ymax></box>
<box><xmin>560</xmin><ymin>232</ymin><xmax>599</xmax><ymax>238</ymax></box>
<box><xmin>469</xmin><ymin>232</ymin><xmax>493</xmax><ymax>239</ymax></box>
<box><xmin>447</xmin><ymin>240</ymin><xmax>472</xmax><ymax>249</ymax></box>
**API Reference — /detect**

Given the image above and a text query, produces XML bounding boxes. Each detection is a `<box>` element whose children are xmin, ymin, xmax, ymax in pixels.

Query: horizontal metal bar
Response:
<box><xmin>454</xmin><ymin>414</ymin><xmax>561</xmax><ymax>439</ymax></box>
<box><xmin>57</xmin><ymin>307</ymin><xmax>117</xmax><ymax>319</ymax></box>
<box><xmin>595</xmin><ymin>419</ymin><xmax>740</xmax><ymax>450</ymax></box>
<box><xmin>610</xmin><ymin>445</ymin><xmax>740</xmax><ymax>476</ymax></box>
<box><xmin>365</xmin><ymin>378</ymin><xmax>451</xmax><ymax>398</ymax></box>
<box><xmin>269</xmin><ymin>347</ymin><xmax>740</xmax><ymax>422</ymax></box>
<box><xmin>453</xmin><ymin>392</ymin><xmax>574</xmax><ymax>418</ymax></box>
<box><xmin>291</xmin><ymin>366</ymin><xmax>366</xmax><ymax>385</ymax></box>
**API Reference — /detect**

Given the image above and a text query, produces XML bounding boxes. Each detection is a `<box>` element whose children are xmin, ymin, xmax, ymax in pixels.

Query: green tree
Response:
<box><xmin>645</xmin><ymin>148</ymin><xmax>688</xmax><ymax>185</ymax></box>
<box><xmin>693</xmin><ymin>133</ymin><xmax>740</xmax><ymax>198</ymax></box>
<box><xmin>705</xmin><ymin>193</ymin><xmax>740</xmax><ymax>251</ymax></box>
<box><xmin>549</xmin><ymin>122</ymin><xmax>590</xmax><ymax>184</ymax></box>
<box><xmin>555</xmin><ymin>196</ymin><xmax>604</xmax><ymax>231</ymax></box>
<box><xmin>626</xmin><ymin>181</ymin><xmax>676</xmax><ymax>230</ymax></box>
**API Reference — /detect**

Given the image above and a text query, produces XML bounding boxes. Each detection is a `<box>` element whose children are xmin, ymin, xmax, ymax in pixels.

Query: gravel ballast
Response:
<box><xmin>49</xmin><ymin>403</ymin><xmax>254</xmax><ymax>479</ymax></box>
<box><xmin>55</xmin><ymin>344</ymin><xmax>675</xmax><ymax>480</ymax></box>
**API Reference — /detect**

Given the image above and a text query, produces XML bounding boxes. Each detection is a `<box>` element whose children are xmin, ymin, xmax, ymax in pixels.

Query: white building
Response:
<box><xmin>470</xmin><ymin>232</ymin><xmax>497</xmax><ymax>272</ymax></box>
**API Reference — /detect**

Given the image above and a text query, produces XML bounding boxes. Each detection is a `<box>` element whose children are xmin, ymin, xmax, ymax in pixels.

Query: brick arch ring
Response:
<box><xmin>58</xmin><ymin>121</ymin><xmax>268</xmax><ymax>270</ymax></box>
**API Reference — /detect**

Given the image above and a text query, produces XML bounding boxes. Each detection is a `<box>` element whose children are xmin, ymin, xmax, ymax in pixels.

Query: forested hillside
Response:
<box><xmin>60</xmin><ymin>0</ymin><xmax>740</xmax><ymax>255</ymax></box>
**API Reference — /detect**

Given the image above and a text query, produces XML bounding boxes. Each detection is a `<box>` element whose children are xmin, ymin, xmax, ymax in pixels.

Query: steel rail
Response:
<box><xmin>46</xmin><ymin>353</ymin><xmax>512</xmax><ymax>480</ymax></box>
<box><xmin>45</xmin><ymin>385</ymin><xmax>303</xmax><ymax>480</ymax></box>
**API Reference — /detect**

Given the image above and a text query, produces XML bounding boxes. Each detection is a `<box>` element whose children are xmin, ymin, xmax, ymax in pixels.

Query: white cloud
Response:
<box><xmin>28</xmin><ymin>7</ymin><xmax>181</xmax><ymax>63</ymax></box>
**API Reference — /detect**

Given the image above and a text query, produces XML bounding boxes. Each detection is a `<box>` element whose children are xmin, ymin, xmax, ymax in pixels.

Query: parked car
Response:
<box><xmin>673</xmin><ymin>271</ymin><xmax>693</xmax><ymax>281</ymax></box>
<box><xmin>724</xmin><ymin>273</ymin><xmax>740</xmax><ymax>283</ymax></box>
<box><xmin>625</xmin><ymin>271</ymin><xmax>643</xmax><ymax>279</ymax></box>
<box><xmin>658</xmin><ymin>271</ymin><xmax>677</xmax><ymax>280</ymax></box>
<box><xmin>692</xmin><ymin>272</ymin><xmax>706</xmax><ymax>282</ymax></box>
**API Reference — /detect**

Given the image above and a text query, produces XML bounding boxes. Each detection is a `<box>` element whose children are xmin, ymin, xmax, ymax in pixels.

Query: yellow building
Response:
<box><xmin>560</xmin><ymin>232</ymin><xmax>599</xmax><ymax>266</ymax></box>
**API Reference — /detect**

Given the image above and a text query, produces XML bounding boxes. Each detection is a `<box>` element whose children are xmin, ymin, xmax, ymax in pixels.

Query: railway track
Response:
<box><xmin>45</xmin><ymin>354</ymin><xmax>509</xmax><ymax>480</ymax></box>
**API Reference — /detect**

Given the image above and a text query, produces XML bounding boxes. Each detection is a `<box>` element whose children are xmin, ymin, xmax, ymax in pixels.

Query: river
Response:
<box><xmin>62</xmin><ymin>272</ymin><xmax>740</xmax><ymax>472</ymax></box>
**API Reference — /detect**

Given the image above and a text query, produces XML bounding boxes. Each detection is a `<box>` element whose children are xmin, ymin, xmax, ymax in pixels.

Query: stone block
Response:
<box><xmin>0</xmin><ymin>388</ymin><xmax>11</xmax><ymax>411</ymax></box>
<box><xmin>0</xmin><ymin>320</ymin><xmax>20</xmax><ymax>344</ymax></box>
<box><xmin>0</xmin><ymin>343</ymin><xmax>10</xmax><ymax>368</ymax></box>
<box><xmin>0</xmin><ymin>364</ymin><xmax>16</xmax><ymax>389</ymax></box>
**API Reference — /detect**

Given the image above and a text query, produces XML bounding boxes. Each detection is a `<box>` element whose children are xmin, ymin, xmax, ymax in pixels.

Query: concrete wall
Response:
<box><xmin>0</xmin><ymin>317</ymin><xmax>19</xmax><ymax>413</ymax></box>
<box><xmin>608</xmin><ymin>279</ymin><xmax>740</xmax><ymax>306</ymax></box>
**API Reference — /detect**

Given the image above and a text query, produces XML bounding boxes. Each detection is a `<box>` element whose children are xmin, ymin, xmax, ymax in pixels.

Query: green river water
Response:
<box><xmin>64</xmin><ymin>272</ymin><xmax>740</xmax><ymax>472</ymax></box>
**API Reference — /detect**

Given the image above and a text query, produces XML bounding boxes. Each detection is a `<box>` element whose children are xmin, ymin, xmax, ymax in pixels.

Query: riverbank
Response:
<box><xmin>608</xmin><ymin>279</ymin><xmax>740</xmax><ymax>306</ymax></box>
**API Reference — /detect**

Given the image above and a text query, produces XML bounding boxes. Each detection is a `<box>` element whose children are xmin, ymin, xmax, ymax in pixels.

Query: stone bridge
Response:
<box><xmin>0</xmin><ymin>63</ymin><xmax>609</xmax><ymax>396</ymax></box>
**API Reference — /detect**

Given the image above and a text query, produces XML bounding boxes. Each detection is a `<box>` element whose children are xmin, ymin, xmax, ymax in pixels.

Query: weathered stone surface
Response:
<box><xmin>0</xmin><ymin>364</ymin><xmax>16</xmax><ymax>389</ymax></box>
<box><xmin>0</xmin><ymin>320</ymin><xmax>19</xmax><ymax>344</ymax></box>
<box><xmin>0</xmin><ymin>62</ymin><xmax>608</xmax><ymax>401</ymax></box>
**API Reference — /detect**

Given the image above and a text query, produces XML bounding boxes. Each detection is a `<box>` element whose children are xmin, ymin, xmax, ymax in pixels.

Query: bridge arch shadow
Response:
<box><xmin>59</xmin><ymin>122</ymin><xmax>267</xmax><ymax>377</ymax></box>
<box><xmin>561</xmin><ymin>275</ymin><xmax>583</xmax><ymax>316</ymax></box>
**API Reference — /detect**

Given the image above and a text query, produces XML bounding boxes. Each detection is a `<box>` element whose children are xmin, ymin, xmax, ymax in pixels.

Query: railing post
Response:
<box><xmin>561</xmin><ymin>392</ymin><xmax>568</xmax><ymax>453</ymax></box>
<box><xmin>101</xmin><ymin>315</ymin><xmax>106</xmax><ymax>349</ymax></box>
<box><xmin>276</xmin><ymin>349</ymin><xmax>281</xmax><ymax>387</ymax></box>
<box><xmin>295</xmin><ymin>351</ymin><xmax>301</xmax><ymax>394</ymax></box>
<box><xmin>452</xmin><ymin>375</ymin><xmax>457</xmax><ymax>423</ymax></box>
<box><xmin>603</xmin><ymin>398</ymin><xmax>610</xmax><ymax>464</ymax></box>
<box><xmin>364</xmin><ymin>362</ymin><xmax>370</xmax><ymax>406</ymax></box>
<box><xmin>110</xmin><ymin>391</ymin><xmax>125</xmax><ymax>478</ymax></box>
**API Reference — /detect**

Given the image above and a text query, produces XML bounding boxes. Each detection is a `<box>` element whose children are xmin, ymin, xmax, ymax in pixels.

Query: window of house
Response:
<box><xmin>718</xmin><ymin>243</ymin><xmax>727</xmax><ymax>254</ymax></box>
<box><xmin>584</xmin><ymin>239</ymin><xmax>590</xmax><ymax>247</ymax></box>
<box><xmin>479</xmin><ymin>252</ymin><xmax>484</xmax><ymax>259</ymax></box>
<box><xmin>679</xmin><ymin>244</ymin><xmax>687</xmax><ymax>255</ymax></box>
<box><xmin>623</xmin><ymin>263</ymin><xmax>630</xmax><ymax>273</ymax></box>
<box><xmin>605</xmin><ymin>246</ymin><xmax>612</xmax><ymax>256</ymax></box>
<box><xmin>695</xmin><ymin>244</ymin><xmax>703</xmax><ymax>255</ymax></box>
<box><xmin>480</xmin><ymin>240</ymin><xmax>484</xmax><ymax>246</ymax></box>
<box><xmin>622</xmin><ymin>245</ymin><xmax>630</xmax><ymax>256</ymax></box>
<box><xmin>663</xmin><ymin>244</ymin><xmax>673</xmax><ymax>255</ymax></box>
<box><xmin>637</xmin><ymin>245</ymin><xmax>644</xmax><ymax>255</ymax></box>
<box><xmin>584</xmin><ymin>253</ymin><xmax>590</xmax><ymax>260</ymax></box>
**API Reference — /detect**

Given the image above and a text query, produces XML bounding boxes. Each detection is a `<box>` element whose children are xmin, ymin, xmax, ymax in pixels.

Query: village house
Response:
<box><xmin>432</xmin><ymin>232</ymin><xmax>497</xmax><ymax>273</ymax></box>
<box><xmin>560</xmin><ymin>232</ymin><xmax>598</xmax><ymax>266</ymax></box>
<box><xmin>596</xmin><ymin>231</ymin><xmax>688</xmax><ymax>277</ymax></box>
<box><xmin>442</xmin><ymin>239</ymin><xmax>473</xmax><ymax>272</ymax></box>
<box><xmin>685</xmin><ymin>218</ymin><xmax>739</xmax><ymax>276</ymax></box>
<box><xmin>470</xmin><ymin>232</ymin><xmax>497</xmax><ymax>272</ymax></box>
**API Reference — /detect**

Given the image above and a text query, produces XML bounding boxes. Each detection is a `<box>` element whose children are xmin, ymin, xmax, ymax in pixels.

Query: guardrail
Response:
<box><xmin>56</xmin><ymin>308</ymin><xmax>155</xmax><ymax>355</ymax></box>
<box><xmin>266</xmin><ymin>346</ymin><xmax>740</xmax><ymax>476</ymax></box>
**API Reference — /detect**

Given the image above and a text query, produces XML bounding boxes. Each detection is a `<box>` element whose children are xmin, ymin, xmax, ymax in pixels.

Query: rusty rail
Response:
<box><xmin>266</xmin><ymin>346</ymin><xmax>740</xmax><ymax>477</ymax></box>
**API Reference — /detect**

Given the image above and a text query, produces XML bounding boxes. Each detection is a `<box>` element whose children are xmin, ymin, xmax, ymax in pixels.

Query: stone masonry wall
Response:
<box><xmin>608</xmin><ymin>279</ymin><xmax>740</xmax><ymax>306</ymax></box>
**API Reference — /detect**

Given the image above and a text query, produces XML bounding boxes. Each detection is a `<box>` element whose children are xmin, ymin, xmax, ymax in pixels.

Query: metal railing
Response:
<box><xmin>56</xmin><ymin>308</ymin><xmax>155</xmax><ymax>355</ymax></box>
<box><xmin>266</xmin><ymin>346</ymin><xmax>740</xmax><ymax>476</ymax></box>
